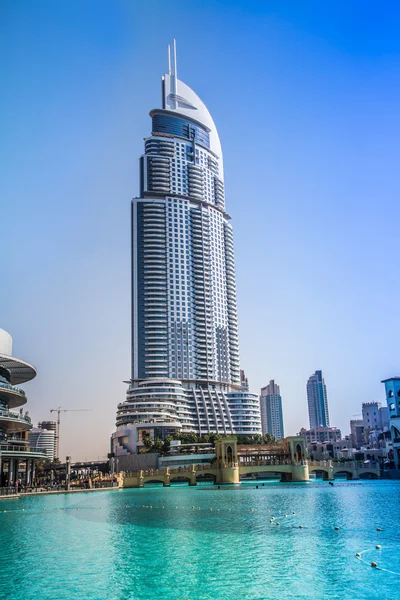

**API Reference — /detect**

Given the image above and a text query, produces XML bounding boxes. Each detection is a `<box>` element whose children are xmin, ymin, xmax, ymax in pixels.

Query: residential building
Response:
<box><xmin>112</xmin><ymin>42</ymin><xmax>261</xmax><ymax>460</ymax></box>
<box><xmin>38</xmin><ymin>420</ymin><xmax>57</xmax><ymax>458</ymax></box>
<box><xmin>0</xmin><ymin>328</ymin><xmax>47</xmax><ymax>485</ymax></box>
<box><xmin>298</xmin><ymin>426</ymin><xmax>341</xmax><ymax>444</ymax></box>
<box><xmin>307</xmin><ymin>370</ymin><xmax>330</xmax><ymax>428</ymax></box>
<box><xmin>308</xmin><ymin>440</ymin><xmax>353</xmax><ymax>461</ymax></box>
<box><xmin>362</xmin><ymin>402</ymin><xmax>389</xmax><ymax>432</ymax></box>
<box><xmin>381</xmin><ymin>377</ymin><xmax>400</xmax><ymax>467</ymax></box>
<box><xmin>350</xmin><ymin>419</ymin><xmax>365</xmax><ymax>449</ymax></box>
<box><xmin>260</xmin><ymin>380</ymin><xmax>285</xmax><ymax>440</ymax></box>
<box><xmin>28</xmin><ymin>427</ymin><xmax>55</xmax><ymax>462</ymax></box>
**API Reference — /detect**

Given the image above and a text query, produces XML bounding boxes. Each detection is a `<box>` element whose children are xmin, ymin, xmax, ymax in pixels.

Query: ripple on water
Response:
<box><xmin>0</xmin><ymin>480</ymin><xmax>399</xmax><ymax>599</ymax></box>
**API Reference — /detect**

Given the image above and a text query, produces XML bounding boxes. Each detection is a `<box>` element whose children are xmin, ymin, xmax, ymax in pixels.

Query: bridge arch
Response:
<box><xmin>358</xmin><ymin>471</ymin><xmax>378</xmax><ymax>479</ymax></box>
<box><xmin>170</xmin><ymin>476</ymin><xmax>191</xmax><ymax>484</ymax></box>
<box><xmin>143</xmin><ymin>478</ymin><xmax>165</xmax><ymax>486</ymax></box>
<box><xmin>308</xmin><ymin>466</ymin><xmax>332</xmax><ymax>480</ymax></box>
<box><xmin>239</xmin><ymin>467</ymin><xmax>294</xmax><ymax>483</ymax></box>
<box><xmin>333</xmin><ymin>470</ymin><xmax>356</xmax><ymax>480</ymax></box>
<box><xmin>196</xmin><ymin>471</ymin><xmax>216</xmax><ymax>483</ymax></box>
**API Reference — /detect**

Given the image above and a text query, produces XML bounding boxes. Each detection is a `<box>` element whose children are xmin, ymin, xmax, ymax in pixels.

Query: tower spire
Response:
<box><xmin>173</xmin><ymin>38</ymin><xmax>178</xmax><ymax>79</ymax></box>
<box><xmin>167</xmin><ymin>44</ymin><xmax>171</xmax><ymax>75</ymax></box>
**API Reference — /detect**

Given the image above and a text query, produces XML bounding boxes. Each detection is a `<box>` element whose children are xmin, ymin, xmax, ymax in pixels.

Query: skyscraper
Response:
<box><xmin>260</xmin><ymin>380</ymin><xmax>285</xmax><ymax>440</ymax></box>
<box><xmin>307</xmin><ymin>370</ymin><xmax>330</xmax><ymax>429</ymax></box>
<box><xmin>112</xmin><ymin>42</ymin><xmax>261</xmax><ymax>457</ymax></box>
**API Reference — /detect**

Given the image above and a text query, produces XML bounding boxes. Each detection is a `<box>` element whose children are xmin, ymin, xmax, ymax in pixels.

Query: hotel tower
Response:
<box><xmin>112</xmin><ymin>42</ymin><xmax>261</xmax><ymax>458</ymax></box>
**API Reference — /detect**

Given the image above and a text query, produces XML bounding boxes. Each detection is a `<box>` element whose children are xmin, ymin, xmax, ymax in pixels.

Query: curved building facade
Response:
<box><xmin>28</xmin><ymin>428</ymin><xmax>55</xmax><ymax>462</ymax></box>
<box><xmin>0</xmin><ymin>328</ymin><xmax>47</xmax><ymax>486</ymax></box>
<box><xmin>112</xmin><ymin>42</ymin><xmax>261</xmax><ymax>456</ymax></box>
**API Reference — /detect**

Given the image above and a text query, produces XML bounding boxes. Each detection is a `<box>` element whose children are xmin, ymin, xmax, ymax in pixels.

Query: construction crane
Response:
<box><xmin>50</xmin><ymin>407</ymin><xmax>93</xmax><ymax>460</ymax></box>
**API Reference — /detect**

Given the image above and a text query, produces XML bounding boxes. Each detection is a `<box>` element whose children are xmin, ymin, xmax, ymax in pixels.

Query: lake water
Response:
<box><xmin>0</xmin><ymin>479</ymin><xmax>399</xmax><ymax>599</ymax></box>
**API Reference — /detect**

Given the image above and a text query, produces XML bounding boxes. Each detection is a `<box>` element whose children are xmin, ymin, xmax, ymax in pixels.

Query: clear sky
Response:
<box><xmin>2</xmin><ymin>1</ymin><xmax>400</xmax><ymax>461</ymax></box>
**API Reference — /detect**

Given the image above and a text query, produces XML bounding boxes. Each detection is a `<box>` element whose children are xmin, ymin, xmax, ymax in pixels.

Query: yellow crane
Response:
<box><xmin>50</xmin><ymin>407</ymin><xmax>93</xmax><ymax>460</ymax></box>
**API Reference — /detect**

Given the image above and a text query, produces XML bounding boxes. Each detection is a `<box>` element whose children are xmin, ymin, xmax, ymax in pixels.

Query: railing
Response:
<box><xmin>0</xmin><ymin>382</ymin><xmax>26</xmax><ymax>397</ymax></box>
<box><xmin>308</xmin><ymin>460</ymin><xmax>380</xmax><ymax>470</ymax></box>
<box><xmin>0</xmin><ymin>487</ymin><xmax>19</xmax><ymax>496</ymax></box>
<box><xmin>4</xmin><ymin>437</ymin><xmax>29</xmax><ymax>445</ymax></box>
<box><xmin>333</xmin><ymin>461</ymin><xmax>380</xmax><ymax>470</ymax></box>
<box><xmin>240</xmin><ymin>459</ymin><xmax>298</xmax><ymax>467</ymax></box>
<box><xmin>0</xmin><ymin>443</ymin><xmax>47</xmax><ymax>454</ymax></box>
<box><xmin>0</xmin><ymin>410</ymin><xmax>31</xmax><ymax>424</ymax></box>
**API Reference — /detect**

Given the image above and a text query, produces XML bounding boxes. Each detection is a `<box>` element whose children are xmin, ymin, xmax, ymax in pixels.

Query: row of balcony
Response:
<box><xmin>0</xmin><ymin>410</ymin><xmax>31</xmax><ymax>424</ymax></box>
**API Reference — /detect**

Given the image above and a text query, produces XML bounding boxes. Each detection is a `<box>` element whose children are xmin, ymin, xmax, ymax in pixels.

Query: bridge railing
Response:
<box><xmin>240</xmin><ymin>459</ymin><xmax>308</xmax><ymax>467</ymax></box>
<box><xmin>332</xmin><ymin>461</ymin><xmax>380</xmax><ymax>470</ymax></box>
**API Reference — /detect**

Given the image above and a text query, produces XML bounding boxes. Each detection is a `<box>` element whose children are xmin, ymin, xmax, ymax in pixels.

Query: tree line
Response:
<box><xmin>142</xmin><ymin>432</ymin><xmax>277</xmax><ymax>454</ymax></box>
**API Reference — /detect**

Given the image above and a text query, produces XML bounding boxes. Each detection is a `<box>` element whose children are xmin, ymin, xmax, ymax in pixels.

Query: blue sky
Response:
<box><xmin>2</xmin><ymin>1</ymin><xmax>400</xmax><ymax>460</ymax></box>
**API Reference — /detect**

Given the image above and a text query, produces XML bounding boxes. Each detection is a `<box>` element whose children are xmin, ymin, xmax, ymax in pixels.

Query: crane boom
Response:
<box><xmin>50</xmin><ymin>407</ymin><xmax>93</xmax><ymax>460</ymax></box>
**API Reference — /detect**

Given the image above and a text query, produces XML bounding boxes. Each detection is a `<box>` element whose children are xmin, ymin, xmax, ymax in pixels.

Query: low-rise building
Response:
<box><xmin>298</xmin><ymin>426</ymin><xmax>342</xmax><ymax>444</ymax></box>
<box><xmin>307</xmin><ymin>439</ymin><xmax>353</xmax><ymax>461</ymax></box>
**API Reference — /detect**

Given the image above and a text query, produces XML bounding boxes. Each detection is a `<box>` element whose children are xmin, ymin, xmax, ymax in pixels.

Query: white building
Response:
<box><xmin>28</xmin><ymin>427</ymin><xmax>55</xmax><ymax>462</ymax></box>
<box><xmin>112</xmin><ymin>42</ymin><xmax>261</xmax><ymax>458</ymax></box>
<box><xmin>0</xmin><ymin>328</ymin><xmax>47</xmax><ymax>485</ymax></box>
<box><xmin>298</xmin><ymin>426</ymin><xmax>342</xmax><ymax>444</ymax></box>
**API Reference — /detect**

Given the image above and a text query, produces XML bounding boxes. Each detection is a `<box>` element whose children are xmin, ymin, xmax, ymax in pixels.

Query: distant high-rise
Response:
<box><xmin>240</xmin><ymin>370</ymin><xmax>249</xmax><ymax>391</ymax></box>
<box><xmin>38</xmin><ymin>420</ymin><xmax>57</xmax><ymax>459</ymax></box>
<box><xmin>112</xmin><ymin>42</ymin><xmax>261</xmax><ymax>458</ymax></box>
<box><xmin>307</xmin><ymin>370</ymin><xmax>330</xmax><ymax>429</ymax></box>
<box><xmin>28</xmin><ymin>427</ymin><xmax>55</xmax><ymax>462</ymax></box>
<box><xmin>260</xmin><ymin>380</ymin><xmax>285</xmax><ymax>440</ymax></box>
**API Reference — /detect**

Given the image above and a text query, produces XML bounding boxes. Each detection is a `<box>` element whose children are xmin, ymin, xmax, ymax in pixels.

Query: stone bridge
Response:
<box><xmin>122</xmin><ymin>438</ymin><xmax>381</xmax><ymax>488</ymax></box>
<box><xmin>123</xmin><ymin>436</ymin><xmax>310</xmax><ymax>487</ymax></box>
<box><xmin>309</xmin><ymin>460</ymin><xmax>380</xmax><ymax>480</ymax></box>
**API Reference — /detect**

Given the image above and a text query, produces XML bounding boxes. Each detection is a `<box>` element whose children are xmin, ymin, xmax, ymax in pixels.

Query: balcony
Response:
<box><xmin>0</xmin><ymin>381</ymin><xmax>27</xmax><ymax>409</ymax></box>
<box><xmin>0</xmin><ymin>409</ymin><xmax>32</xmax><ymax>431</ymax></box>
<box><xmin>0</xmin><ymin>443</ymin><xmax>47</xmax><ymax>459</ymax></box>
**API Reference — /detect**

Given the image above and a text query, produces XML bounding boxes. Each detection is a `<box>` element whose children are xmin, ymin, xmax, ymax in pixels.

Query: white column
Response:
<box><xmin>14</xmin><ymin>460</ymin><xmax>20</xmax><ymax>485</ymax></box>
<box><xmin>25</xmin><ymin>459</ymin><xmax>31</xmax><ymax>486</ymax></box>
<box><xmin>8</xmin><ymin>458</ymin><xmax>14</xmax><ymax>485</ymax></box>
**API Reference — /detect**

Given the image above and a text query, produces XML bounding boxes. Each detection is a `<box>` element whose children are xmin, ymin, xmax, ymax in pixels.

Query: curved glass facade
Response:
<box><xmin>152</xmin><ymin>113</ymin><xmax>210</xmax><ymax>149</ymax></box>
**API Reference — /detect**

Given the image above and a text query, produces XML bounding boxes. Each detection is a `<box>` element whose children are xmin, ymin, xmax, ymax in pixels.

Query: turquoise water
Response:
<box><xmin>0</xmin><ymin>479</ymin><xmax>399</xmax><ymax>599</ymax></box>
